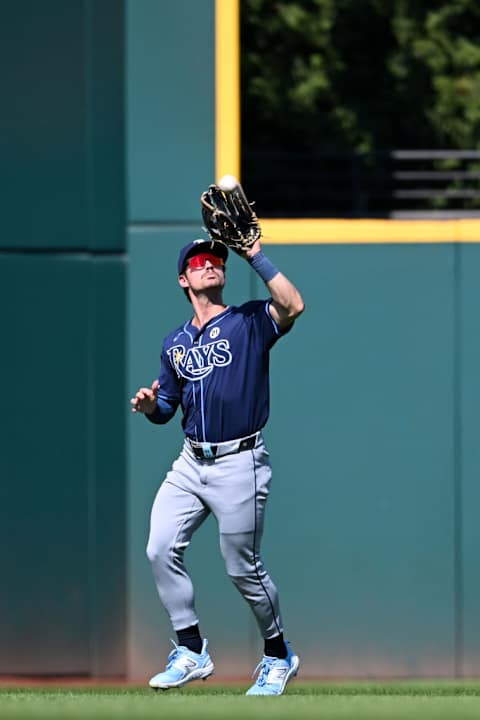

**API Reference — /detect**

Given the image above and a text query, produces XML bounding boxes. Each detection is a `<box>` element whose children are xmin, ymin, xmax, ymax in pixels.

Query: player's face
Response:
<box><xmin>179</xmin><ymin>253</ymin><xmax>226</xmax><ymax>294</ymax></box>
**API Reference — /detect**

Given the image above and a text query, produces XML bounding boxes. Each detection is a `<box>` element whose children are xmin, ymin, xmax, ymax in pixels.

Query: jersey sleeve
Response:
<box><xmin>145</xmin><ymin>344</ymin><xmax>181</xmax><ymax>425</ymax></box>
<box><xmin>248</xmin><ymin>299</ymin><xmax>293</xmax><ymax>350</ymax></box>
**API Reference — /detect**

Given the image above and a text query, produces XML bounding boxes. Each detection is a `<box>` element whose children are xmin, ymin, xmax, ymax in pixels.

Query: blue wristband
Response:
<box><xmin>248</xmin><ymin>252</ymin><xmax>279</xmax><ymax>283</ymax></box>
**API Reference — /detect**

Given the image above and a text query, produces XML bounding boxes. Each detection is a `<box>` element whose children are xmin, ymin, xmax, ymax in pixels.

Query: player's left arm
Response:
<box><xmin>245</xmin><ymin>240</ymin><xmax>305</xmax><ymax>330</ymax></box>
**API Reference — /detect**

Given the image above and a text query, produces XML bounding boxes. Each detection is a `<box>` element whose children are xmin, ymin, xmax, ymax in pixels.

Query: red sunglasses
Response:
<box><xmin>187</xmin><ymin>253</ymin><xmax>225</xmax><ymax>271</ymax></box>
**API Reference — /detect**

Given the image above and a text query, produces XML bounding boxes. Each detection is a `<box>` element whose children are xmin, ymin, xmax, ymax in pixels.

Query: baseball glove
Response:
<box><xmin>200</xmin><ymin>176</ymin><xmax>261</xmax><ymax>253</ymax></box>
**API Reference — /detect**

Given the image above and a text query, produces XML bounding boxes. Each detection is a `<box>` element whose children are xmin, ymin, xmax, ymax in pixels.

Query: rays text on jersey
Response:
<box><xmin>167</xmin><ymin>340</ymin><xmax>233</xmax><ymax>381</ymax></box>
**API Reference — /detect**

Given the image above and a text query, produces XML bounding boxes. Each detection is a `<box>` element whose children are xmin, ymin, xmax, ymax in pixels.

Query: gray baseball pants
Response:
<box><xmin>146</xmin><ymin>433</ymin><xmax>284</xmax><ymax>639</ymax></box>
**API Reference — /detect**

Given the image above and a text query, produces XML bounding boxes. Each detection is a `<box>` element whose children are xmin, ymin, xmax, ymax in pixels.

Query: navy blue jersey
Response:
<box><xmin>147</xmin><ymin>300</ymin><xmax>292</xmax><ymax>442</ymax></box>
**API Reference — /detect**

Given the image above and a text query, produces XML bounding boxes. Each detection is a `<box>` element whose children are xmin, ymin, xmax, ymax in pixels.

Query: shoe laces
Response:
<box><xmin>165</xmin><ymin>640</ymin><xmax>196</xmax><ymax>671</ymax></box>
<box><xmin>251</xmin><ymin>656</ymin><xmax>276</xmax><ymax>687</ymax></box>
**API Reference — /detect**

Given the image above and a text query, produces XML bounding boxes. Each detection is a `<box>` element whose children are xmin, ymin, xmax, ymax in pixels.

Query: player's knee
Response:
<box><xmin>146</xmin><ymin>541</ymin><xmax>159</xmax><ymax>565</ymax></box>
<box><xmin>146</xmin><ymin>536</ymin><xmax>168</xmax><ymax>566</ymax></box>
<box><xmin>146</xmin><ymin>536</ymin><xmax>185</xmax><ymax>567</ymax></box>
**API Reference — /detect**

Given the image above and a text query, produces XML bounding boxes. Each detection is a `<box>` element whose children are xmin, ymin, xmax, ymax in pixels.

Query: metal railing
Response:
<box><xmin>242</xmin><ymin>149</ymin><xmax>480</xmax><ymax>218</ymax></box>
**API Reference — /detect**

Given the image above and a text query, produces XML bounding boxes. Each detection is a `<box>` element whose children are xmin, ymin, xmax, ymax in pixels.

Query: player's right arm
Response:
<box><xmin>130</xmin><ymin>344</ymin><xmax>181</xmax><ymax>423</ymax></box>
<box><xmin>130</xmin><ymin>378</ymin><xmax>179</xmax><ymax>423</ymax></box>
<box><xmin>130</xmin><ymin>379</ymin><xmax>159</xmax><ymax>415</ymax></box>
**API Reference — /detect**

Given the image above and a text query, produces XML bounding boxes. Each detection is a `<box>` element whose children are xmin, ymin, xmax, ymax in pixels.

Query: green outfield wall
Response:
<box><xmin>127</xmin><ymin>238</ymin><xmax>480</xmax><ymax>679</ymax></box>
<box><xmin>2</xmin><ymin>0</ymin><xmax>480</xmax><ymax>683</ymax></box>
<box><xmin>0</xmin><ymin>0</ymin><xmax>126</xmax><ymax>676</ymax></box>
<box><xmin>125</xmin><ymin>0</ymin><xmax>480</xmax><ymax>681</ymax></box>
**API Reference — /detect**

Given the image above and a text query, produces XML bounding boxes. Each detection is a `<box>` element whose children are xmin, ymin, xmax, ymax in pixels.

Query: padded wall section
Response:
<box><xmin>0</xmin><ymin>255</ymin><xmax>91</xmax><ymax>673</ymax></box>
<box><xmin>0</xmin><ymin>0</ymin><xmax>124</xmax><ymax>251</ymax></box>
<box><xmin>0</xmin><ymin>254</ymin><xmax>126</xmax><ymax>675</ymax></box>
<box><xmin>262</xmin><ymin>243</ymin><xmax>456</xmax><ymax>677</ymax></box>
<box><xmin>126</xmin><ymin>0</ymin><xmax>215</xmax><ymax>222</ymax></box>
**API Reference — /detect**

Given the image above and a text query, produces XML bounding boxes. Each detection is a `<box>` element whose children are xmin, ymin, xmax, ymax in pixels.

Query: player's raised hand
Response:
<box><xmin>130</xmin><ymin>379</ymin><xmax>159</xmax><ymax>414</ymax></box>
<box><xmin>243</xmin><ymin>238</ymin><xmax>262</xmax><ymax>259</ymax></box>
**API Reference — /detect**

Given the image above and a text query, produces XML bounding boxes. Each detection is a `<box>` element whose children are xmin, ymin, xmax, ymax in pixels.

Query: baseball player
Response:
<box><xmin>131</xmin><ymin>236</ymin><xmax>304</xmax><ymax>695</ymax></box>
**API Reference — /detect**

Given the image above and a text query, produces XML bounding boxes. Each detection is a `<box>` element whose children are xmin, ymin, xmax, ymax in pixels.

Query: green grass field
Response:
<box><xmin>2</xmin><ymin>682</ymin><xmax>480</xmax><ymax>720</ymax></box>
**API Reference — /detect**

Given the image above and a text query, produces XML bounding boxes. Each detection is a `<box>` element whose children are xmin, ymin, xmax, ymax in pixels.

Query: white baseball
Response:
<box><xmin>218</xmin><ymin>174</ymin><xmax>239</xmax><ymax>192</ymax></box>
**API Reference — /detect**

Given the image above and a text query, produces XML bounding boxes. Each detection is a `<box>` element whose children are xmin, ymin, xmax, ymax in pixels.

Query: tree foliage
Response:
<box><xmin>241</xmin><ymin>0</ymin><xmax>480</xmax><ymax>152</ymax></box>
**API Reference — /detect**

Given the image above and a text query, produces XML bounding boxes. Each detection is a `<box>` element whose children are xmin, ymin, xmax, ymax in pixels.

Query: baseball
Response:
<box><xmin>218</xmin><ymin>174</ymin><xmax>239</xmax><ymax>192</ymax></box>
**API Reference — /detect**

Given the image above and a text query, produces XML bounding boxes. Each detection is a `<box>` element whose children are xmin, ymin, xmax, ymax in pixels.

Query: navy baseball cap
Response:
<box><xmin>178</xmin><ymin>239</ymin><xmax>228</xmax><ymax>275</ymax></box>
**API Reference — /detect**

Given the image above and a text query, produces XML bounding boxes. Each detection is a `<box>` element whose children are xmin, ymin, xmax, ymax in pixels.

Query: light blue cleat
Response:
<box><xmin>246</xmin><ymin>642</ymin><xmax>299</xmax><ymax>696</ymax></box>
<box><xmin>149</xmin><ymin>639</ymin><xmax>214</xmax><ymax>690</ymax></box>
